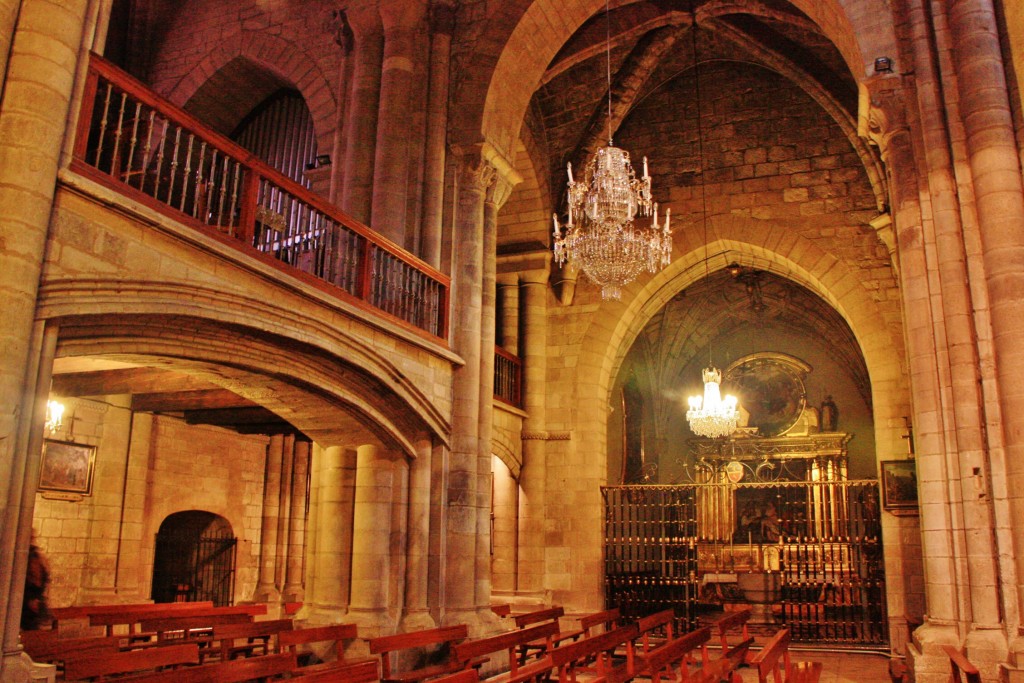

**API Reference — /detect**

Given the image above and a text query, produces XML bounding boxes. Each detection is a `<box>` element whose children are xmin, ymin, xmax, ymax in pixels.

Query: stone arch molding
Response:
<box><xmin>38</xmin><ymin>281</ymin><xmax>449</xmax><ymax>458</ymax></box>
<box><xmin>572</xmin><ymin>227</ymin><xmax>909</xmax><ymax>483</ymax></box>
<box><xmin>459</xmin><ymin>0</ymin><xmax>898</xmax><ymax>163</ymax></box>
<box><xmin>166</xmin><ymin>31</ymin><xmax>337</xmax><ymax>155</ymax></box>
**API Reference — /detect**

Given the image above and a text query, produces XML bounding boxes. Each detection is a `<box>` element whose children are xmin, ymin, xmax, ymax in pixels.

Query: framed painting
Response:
<box><xmin>39</xmin><ymin>439</ymin><xmax>96</xmax><ymax>495</ymax></box>
<box><xmin>881</xmin><ymin>460</ymin><xmax>918</xmax><ymax>512</ymax></box>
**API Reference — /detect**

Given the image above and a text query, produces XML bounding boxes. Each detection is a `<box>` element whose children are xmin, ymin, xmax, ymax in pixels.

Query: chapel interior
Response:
<box><xmin>1</xmin><ymin>1</ymin><xmax>1024</xmax><ymax>682</ymax></box>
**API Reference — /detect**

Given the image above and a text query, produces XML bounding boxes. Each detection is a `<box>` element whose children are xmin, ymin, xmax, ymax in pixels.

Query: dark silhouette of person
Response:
<box><xmin>21</xmin><ymin>541</ymin><xmax>50</xmax><ymax>630</ymax></box>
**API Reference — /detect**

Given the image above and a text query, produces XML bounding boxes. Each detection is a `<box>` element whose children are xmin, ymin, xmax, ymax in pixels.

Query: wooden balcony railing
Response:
<box><xmin>493</xmin><ymin>347</ymin><xmax>522</xmax><ymax>407</ymax></box>
<box><xmin>71</xmin><ymin>53</ymin><xmax>449</xmax><ymax>340</ymax></box>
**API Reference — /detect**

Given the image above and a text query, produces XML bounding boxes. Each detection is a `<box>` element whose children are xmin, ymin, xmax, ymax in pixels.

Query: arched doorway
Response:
<box><xmin>152</xmin><ymin>511</ymin><xmax>237</xmax><ymax>606</ymax></box>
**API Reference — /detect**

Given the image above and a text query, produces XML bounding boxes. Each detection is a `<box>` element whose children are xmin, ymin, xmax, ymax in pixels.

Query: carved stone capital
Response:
<box><xmin>860</xmin><ymin>75</ymin><xmax>911</xmax><ymax>159</ymax></box>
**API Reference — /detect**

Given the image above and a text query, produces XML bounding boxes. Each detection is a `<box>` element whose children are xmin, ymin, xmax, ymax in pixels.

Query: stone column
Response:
<box><xmin>904</xmin><ymin>0</ymin><xmax>1007</xmax><ymax>670</ymax></box>
<box><xmin>283</xmin><ymin>439</ymin><xmax>309</xmax><ymax>602</ymax></box>
<box><xmin>114</xmin><ymin>411</ymin><xmax>155</xmax><ymax>599</ymax></box>
<box><xmin>254</xmin><ymin>435</ymin><xmax>284</xmax><ymax>602</ymax></box>
<box><xmin>400</xmin><ymin>437</ymin><xmax>436</xmax><ymax>632</ymax></box>
<box><xmin>340</xmin><ymin>8</ymin><xmax>383</xmax><ymax>225</ymax></box>
<box><xmin>444</xmin><ymin>154</ymin><xmax>494</xmax><ymax>624</ymax></box>
<box><xmin>420</xmin><ymin>0</ymin><xmax>455</xmax><ymax>267</ymax></box>
<box><xmin>309</xmin><ymin>445</ymin><xmax>353</xmax><ymax>619</ymax></box>
<box><xmin>517</xmin><ymin>273</ymin><xmax>549</xmax><ymax>597</ymax></box>
<box><xmin>0</xmin><ymin>1</ymin><xmax>89</xmax><ymax>674</ymax></box>
<box><xmin>349</xmin><ymin>444</ymin><xmax>396</xmax><ymax>635</ymax></box>
<box><xmin>274</xmin><ymin>435</ymin><xmax>295</xmax><ymax>597</ymax></box>
<box><xmin>497</xmin><ymin>275</ymin><xmax>519</xmax><ymax>355</ymax></box>
<box><xmin>474</xmin><ymin>179</ymin><xmax>500</xmax><ymax>609</ymax></box>
<box><xmin>370</xmin><ymin>2</ymin><xmax>425</xmax><ymax>246</ymax></box>
<box><xmin>867</xmin><ymin>86</ymin><xmax>963</xmax><ymax>680</ymax></box>
<box><xmin>948</xmin><ymin>0</ymin><xmax>1024</xmax><ymax>656</ymax></box>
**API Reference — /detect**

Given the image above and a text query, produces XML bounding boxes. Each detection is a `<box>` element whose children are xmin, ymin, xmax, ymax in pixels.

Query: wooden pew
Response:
<box><xmin>544</xmin><ymin>623</ymin><xmax>638</xmax><ymax>683</ymax></box>
<box><xmin>693</xmin><ymin>634</ymin><xmax>750</xmax><ymax>683</ymax></box>
<box><xmin>511</xmin><ymin>607</ymin><xmax>579</xmax><ymax>663</ymax></box>
<box><xmin>120</xmin><ymin>651</ymin><xmax>298</xmax><ymax>683</ymax></box>
<box><xmin>368</xmin><ymin>624</ymin><xmax>470</xmax><ymax>683</ymax></box>
<box><xmin>710</xmin><ymin>609</ymin><xmax>755</xmax><ymax>665</ymax></box>
<box><xmin>280</xmin><ymin>622</ymin><xmax>362</xmax><ymax>674</ymax></box>
<box><xmin>93</xmin><ymin>604</ymin><xmax>264</xmax><ymax>641</ymax></box>
<box><xmin>211</xmin><ymin>618</ymin><xmax>293</xmax><ymax>660</ymax></box>
<box><xmin>20</xmin><ymin>632</ymin><xmax>121</xmax><ymax>665</ymax></box>
<box><xmin>139</xmin><ymin>612</ymin><xmax>254</xmax><ymax>648</ymax></box>
<box><xmin>50</xmin><ymin>601</ymin><xmax>215</xmax><ymax>632</ymax></box>
<box><xmin>491</xmin><ymin>604</ymin><xmax>512</xmax><ymax>618</ymax></box>
<box><xmin>633</xmin><ymin>627</ymin><xmax>711</xmax><ymax>683</ymax></box>
<box><xmin>747</xmin><ymin>629</ymin><xmax>822</xmax><ymax>683</ymax></box>
<box><xmin>63</xmin><ymin>642</ymin><xmax>199</xmax><ymax>681</ymax></box>
<box><xmin>943</xmin><ymin>645</ymin><xmax>982</xmax><ymax>683</ymax></box>
<box><xmin>295</xmin><ymin>659</ymin><xmax>382</xmax><ymax>683</ymax></box>
<box><xmin>453</xmin><ymin>621</ymin><xmax>560</xmax><ymax>678</ymax></box>
<box><xmin>633</xmin><ymin>609</ymin><xmax>675</xmax><ymax>657</ymax></box>
<box><xmin>578</xmin><ymin>609</ymin><xmax>620</xmax><ymax>638</ymax></box>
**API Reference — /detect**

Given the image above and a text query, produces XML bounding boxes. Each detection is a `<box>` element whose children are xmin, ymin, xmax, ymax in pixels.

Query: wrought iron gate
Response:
<box><xmin>602</xmin><ymin>480</ymin><xmax>887</xmax><ymax>647</ymax></box>
<box><xmin>153</xmin><ymin>525</ymin><xmax>237</xmax><ymax>606</ymax></box>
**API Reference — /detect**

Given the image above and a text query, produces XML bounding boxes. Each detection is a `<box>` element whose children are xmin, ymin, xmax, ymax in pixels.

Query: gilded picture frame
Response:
<box><xmin>39</xmin><ymin>439</ymin><xmax>96</xmax><ymax>495</ymax></box>
<box><xmin>880</xmin><ymin>460</ymin><xmax>918</xmax><ymax>512</ymax></box>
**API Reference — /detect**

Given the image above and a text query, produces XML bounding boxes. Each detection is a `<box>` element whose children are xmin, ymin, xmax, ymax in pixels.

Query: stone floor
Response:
<box><xmin>732</xmin><ymin>650</ymin><xmax>892</xmax><ymax>682</ymax></box>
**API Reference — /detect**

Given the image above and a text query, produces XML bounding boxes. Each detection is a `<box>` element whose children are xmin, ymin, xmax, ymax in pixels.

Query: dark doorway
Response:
<box><xmin>152</xmin><ymin>511</ymin><xmax>237</xmax><ymax>606</ymax></box>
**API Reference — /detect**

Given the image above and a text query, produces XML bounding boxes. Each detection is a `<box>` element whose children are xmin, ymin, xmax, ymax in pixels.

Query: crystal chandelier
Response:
<box><xmin>45</xmin><ymin>399</ymin><xmax>65</xmax><ymax>434</ymax></box>
<box><xmin>684</xmin><ymin>23</ymin><xmax>738</xmax><ymax>439</ymax></box>
<box><xmin>686</xmin><ymin>367</ymin><xmax>738</xmax><ymax>438</ymax></box>
<box><xmin>552</xmin><ymin>0</ymin><xmax>672</xmax><ymax>301</ymax></box>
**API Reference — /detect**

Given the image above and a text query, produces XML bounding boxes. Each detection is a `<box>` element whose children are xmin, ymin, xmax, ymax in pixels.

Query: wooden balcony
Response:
<box><xmin>71</xmin><ymin>53</ymin><xmax>449</xmax><ymax>341</ymax></box>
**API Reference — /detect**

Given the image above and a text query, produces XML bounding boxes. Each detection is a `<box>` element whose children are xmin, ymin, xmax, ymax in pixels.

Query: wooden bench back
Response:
<box><xmin>140</xmin><ymin>612</ymin><xmax>253</xmax><ymax>640</ymax></box>
<box><xmin>713</xmin><ymin>608</ymin><xmax>751</xmax><ymax>649</ymax></box>
<box><xmin>94</xmin><ymin>604</ymin><xmax>264</xmax><ymax>626</ymax></box>
<box><xmin>20</xmin><ymin>632</ymin><xmax>121</xmax><ymax>663</ymax></box>
<box><xmin>212</xmin><ymin>617</ymin><xmax>294</xmax><ymax>658</ymax></box>
<box><xmin>124</xmin><ymin>651</ymin><xmax>298</xmax><ymax>683</ymax></box>
<box><xmin>368</xmin><ymin>624</ymin><xmax>469</xmax><ymax>680</ymax></box>
<box><xmin>750</xmin><ymin>628</ymin><xmax>792</xmax><ymax>683</ymax></box>
<box><xmin>454</xmin><ymin>621</ymin><xmax>560</xmax><ymax>675</ymax></box>
<box><xmin>279</xmin><ymin>622</ymin><xmax>358</xmax><ymax>651</ymax></box>
<box><xmin>513</xmin><ymin>606</ymin><xmax>564</xmax><ymax>629</ymax></box>
<box><xmin>64</xmin><ymin>642</ymin><xmax>199</xmax><ymax>681</ymax></box>
<box><xmin>491</xmin><ymin>604</ymin><xmax>512</xmax><ymax>618</ymax></box>
<box><xmin>635</xmin><ymin>609</ymin><xmax>675</xmax><ymax>653</ymax></box>
<box><xmin>548</xmin><ymin>623</ymin><xmax>639</xmax><ymax>682</ymax></box>
<box><xmin>578</xmin><ymin>608</ymin><xmax>620</xmax><ymax>637</ymax></box>
<box><xmin>52</xmin><ymin>601</ymin><xmax>215</xmax><ymax>623</ymax></box>
<box><xmin>296</xmin><ymin>660</ymin><xmax>381</xmax><ymax>683</ymax></box>
<box><xmin>943</xmin><ymin>645</ymin><xmax>982</xmax><ymax>683</ymax></box>
<box><xmin>636</xmin><ymin>626</ymin><xmax>710</xmax><ymax>683</ymax></box>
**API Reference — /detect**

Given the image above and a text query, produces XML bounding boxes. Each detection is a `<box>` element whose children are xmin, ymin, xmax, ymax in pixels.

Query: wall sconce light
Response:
<box><xmin>874</xmin><ymin>57</ymin><xmax>894</xmax><ymax>74</ymax></box>
<box><xmin>45</xmin><ymin>399</ymin><xmax>65</xmax><ymax>435</ymax></box>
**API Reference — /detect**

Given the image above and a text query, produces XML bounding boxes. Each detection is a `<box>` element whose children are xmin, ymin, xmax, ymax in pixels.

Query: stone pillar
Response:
<box><xmin>340</xmin><ymin>9</ymin><xmax>383</xmax><ymax>225</ymax></box>
<box><xmin>948</xmin><ymin>2</ymin><xmax>1024</xmax><ymax>663</ymax></box>
<box><xmin>328</xmin><ymin>10</ymin><xmax>354</xmax><ymax>205</ymax></box>
<box><xmin>349</xmin><ymin>444</ymin><xmax>396</xmax><ymax>635</ymax></box>
<box><xmin>274</xmin><ymin>435</ymin><xmax>295</xmax><ymax>596</ymax></box>
<box><xmin>0</xmin><ymin>1</ymin><xmax>90</xmax><ymax>675</ymax></box>
<box><xmin>491</xmin><ymin>458</ymin><xmax>519</xmax><ymax>595</ymax></box>
<box><xmin>517</xmin><ymin>273</ymin><xmax>549</xmax><ymax>597</ymax></box>
<box><xmin>114</xmin><ymin>412</ymin><xmax>155</xmax><ymax>599</ymax></box>
<box><xmin>867</xmin><ymin>86</ymin><xmax>963</xmax><ymax>680</ymax></box>
<box><xmin>444</xmin><ymin>155</ymin><xmax>494</xmax><ymax>623</ymax></box>
<box><xmin>420</xmin><ymin>0</ymin><xmax>455</xmax><ymax>267</ymax></box>
<box><xmin>497</xmin><ymin>275</ymin><xmax>519</xmax><ymax>355</ymax></box>
<box><xmin>903</xmin><ymin>0</ymin><xmax>1007</xmax><ymax>672</ymax></box>
<box><xmin>254</xmin><ymin>435</ymin><xmax>284</xmax><ymax>602</ymax></box>
<box><xmin>370</xmin><ymin>2</ymin><xmax>425</xmax><ymax>246</ymax></box>
<box><xmin>400</xmin><ymin>437</ymin><xmax>435</xmax><ymax>631</ymax></box>
<box><xmin>309</xmin><ymin>445</ymin><xmax>353</xmax><ymax>618</ymax></box>
<box><xmin>283</xmin><ymin>439</ymin><xmax>309</xmax><ymax>602</ymax></box>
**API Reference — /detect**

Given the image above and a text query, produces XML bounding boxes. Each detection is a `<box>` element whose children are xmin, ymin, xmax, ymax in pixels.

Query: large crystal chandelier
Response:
<box><xmin>552</xmin><ymin>0</ymin><xmax>672</xmax><ymax>301</ymax></box>
<box><xmin>686</xmin><ymin>367</ymin><xmax>738</xmax><ymax>438</ymax></box>
<box><xmin>684</xmin><ymin>23</ymin><xmax>738</xmax><ymax>439</ymax></box>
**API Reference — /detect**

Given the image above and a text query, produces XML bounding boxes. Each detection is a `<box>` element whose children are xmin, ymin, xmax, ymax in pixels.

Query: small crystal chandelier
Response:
<box><xmin>684</xmin><ymin>22</ymin><xmax>738</xmax><ymax>439</ymax></box>
<box><xmin>552</xmin><ymin>0</ymin><xmax>672</xmax><ymax>301</ymax></box>
<box><xmin>45</xmin><ymin>399</ymin><xmax>65</xmax><ymax>435</ymax></box>
<box><xmin>687</xmin><ymin>367</ymin><xmax>738</xmax><ymax>438</ymax></box>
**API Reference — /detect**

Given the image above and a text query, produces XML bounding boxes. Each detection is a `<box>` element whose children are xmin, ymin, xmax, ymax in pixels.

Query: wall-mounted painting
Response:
<box><xmin>39</xmin><ymin>440</ymin><xmax>96</xmax><ymax>496</ymax></box>
<box><xmin>881</xmin><ymin>460</ymin><xmax>918</xmax><ymax>513</ymax></box>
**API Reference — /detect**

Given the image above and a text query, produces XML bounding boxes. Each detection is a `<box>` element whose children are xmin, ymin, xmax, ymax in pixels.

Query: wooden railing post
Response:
<box><xmin>237</xmin><ymin>171</ymin><xmax>259</xmax><ymax>245</ymax></box>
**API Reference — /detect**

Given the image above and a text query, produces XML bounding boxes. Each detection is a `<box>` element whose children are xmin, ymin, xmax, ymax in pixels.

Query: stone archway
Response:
<box><xmin>152</xmin><ymin>511</ymin><xmax>236</xmax><ymax>605</ymax></box>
